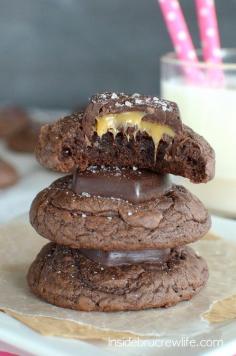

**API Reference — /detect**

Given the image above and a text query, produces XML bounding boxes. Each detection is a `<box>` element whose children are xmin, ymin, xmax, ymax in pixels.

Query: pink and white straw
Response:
<box><xmin>158</xmin><ymin>0</ymin><xmax>204</xmax><ymax>84</ymax></box>
<box><xmin>195</xmin><ymin>0</ymin><xmax>221</xmax><ymax>64</ymax></box>
<box><xmin>195</xmin><ymin>0</ymin><xmax>224</xmax><ymax>84</ymax></box>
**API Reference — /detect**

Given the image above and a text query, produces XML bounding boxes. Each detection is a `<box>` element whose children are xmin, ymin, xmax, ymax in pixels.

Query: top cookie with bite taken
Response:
<box><xmin>36</xmin><ymin>92</ymin><xmax>215</xmax><ymax>183</ymax></box>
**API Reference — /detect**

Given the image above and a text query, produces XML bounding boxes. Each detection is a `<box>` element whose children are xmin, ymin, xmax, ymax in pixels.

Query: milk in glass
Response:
<box><xmin>161</xmin><ymin>78</ymin><xmax>236</xmax><ymax>217</ymax></box>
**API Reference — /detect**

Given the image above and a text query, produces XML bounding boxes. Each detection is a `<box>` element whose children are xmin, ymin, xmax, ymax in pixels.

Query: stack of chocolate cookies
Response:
<box><xmin>28</xmin><ymin>93</ymin><xmax>215</xmax><ymax>312</ymax></box>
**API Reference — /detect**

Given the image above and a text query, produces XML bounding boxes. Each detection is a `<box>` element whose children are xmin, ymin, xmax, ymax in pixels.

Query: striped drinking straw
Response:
<box><xmin>158</xmin><ymin>0</ymin><xmax>204</xmax><ymax>85</ymax></box>
<box><xmin>195</xmin><ymin>0</ymin><xmax>224</xmax><ymax>85</ymax></box>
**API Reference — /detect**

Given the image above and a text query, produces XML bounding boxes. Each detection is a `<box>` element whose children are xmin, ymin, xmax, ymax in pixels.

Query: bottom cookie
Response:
<box><xmin>27</xmin><ymin>243</ymin><xmax>208</xmax><ymax>312</ymax></box>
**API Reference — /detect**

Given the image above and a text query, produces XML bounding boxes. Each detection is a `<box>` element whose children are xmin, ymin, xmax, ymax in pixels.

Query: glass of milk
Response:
<box><xmin>161</xmin><ymin>49</ymin><xmax>236</xmax><ymax>218</ymax></box>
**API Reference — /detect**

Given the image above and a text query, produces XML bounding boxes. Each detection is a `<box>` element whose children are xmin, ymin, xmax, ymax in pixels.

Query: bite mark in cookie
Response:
<box><xmin>35</xmin><ymin>93</ymin><xmax>215</xmax><ymax>183</ymax></box>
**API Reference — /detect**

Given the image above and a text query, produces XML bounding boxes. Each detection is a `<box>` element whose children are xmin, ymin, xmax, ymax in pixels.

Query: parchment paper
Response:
<box><xmin>0</xmin><ymin>215</ymin><xmax>236</xmax><ymax>340</ymax></box>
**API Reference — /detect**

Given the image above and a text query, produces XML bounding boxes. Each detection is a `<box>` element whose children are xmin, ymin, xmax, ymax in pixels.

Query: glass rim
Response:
<box><xmin>161</xmin><ymin>48</ymin><xmax>236</xmax><ymax>70</ymax></box>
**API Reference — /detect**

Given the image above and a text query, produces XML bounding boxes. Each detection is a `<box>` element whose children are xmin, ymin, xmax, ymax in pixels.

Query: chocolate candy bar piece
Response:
<box><xmin>80</xmin><ymin>247</ymin><xmax>171</xmax><ymax>266</ymax></box>
<box><xmin>72</xmin><ymin>166</ymin><xmax>171</xmax><ymax>203</ymax></box>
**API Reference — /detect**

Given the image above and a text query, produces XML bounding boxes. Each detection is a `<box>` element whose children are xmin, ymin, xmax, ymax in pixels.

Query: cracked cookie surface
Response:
<box><xmin>30</xmin><ymin>175</ymin><xmax>211</xmax><ymax>250</ymax></box>
<box><xmin>27</xmin><ymin>242</ymin><xmax>209</xmax><ymax>311</ymax></box>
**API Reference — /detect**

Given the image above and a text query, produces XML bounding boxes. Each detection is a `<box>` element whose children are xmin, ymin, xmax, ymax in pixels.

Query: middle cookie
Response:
<box><xmin>30</xmin><ymin>167</ymin><xmax>210</xmax><ymax>250</ymax></box>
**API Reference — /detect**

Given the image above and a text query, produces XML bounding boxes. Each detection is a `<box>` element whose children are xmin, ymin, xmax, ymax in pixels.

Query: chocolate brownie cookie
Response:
<box><xmin>27</xmin><ymin>242</ymin><xmax>209</xmax><ymax>311</ymax></box>
<box><xmin>0</xmin><ymin>106</ymin><xmax>29</xmax><ymax>138</ymax></box>
<box><xmin>0</xmin><ymin>158</ymin><xmax>19</xmax><ymax>189</ymax></box>
<box><xmin>7</xmin><ymin>122</ymin><xmax>42</xmax><ymax>153</ymax></box>
<box><xmin>36</xmin><ymin>93</ymin><xmax>215</xmax><ymax>183</ymax></box>
<box><xmin>29</xmin><ymin>173</ymin><xmax>211</xmax><ymax>250</ymax></box>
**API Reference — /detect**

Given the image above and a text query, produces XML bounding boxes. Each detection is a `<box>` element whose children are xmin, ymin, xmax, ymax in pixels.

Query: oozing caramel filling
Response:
<box><xmin>96</xmin><ymin>111</ymin><xmax>175</xmax><ymax>158</ymax></box>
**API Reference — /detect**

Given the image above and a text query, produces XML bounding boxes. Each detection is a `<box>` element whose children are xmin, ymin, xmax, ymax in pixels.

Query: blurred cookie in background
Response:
<box><xmin>6</xmin><ymin>121</ymin><xmax>43</xmax><ymax>153</ymax></box>
<box><xmin>0</xmin><ymin>158</ymin><xmax>19</xmax><ymax>189</ymax></box>
<box><xmin>0</xmin><ymin>106</ymin><xmax>30</xmax><ymax>139</ymax></box>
